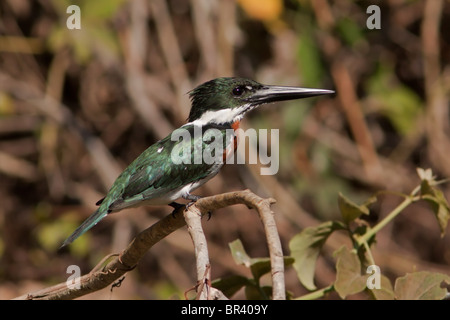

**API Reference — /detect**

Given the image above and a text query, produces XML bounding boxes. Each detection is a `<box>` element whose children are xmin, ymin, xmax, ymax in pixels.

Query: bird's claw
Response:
<box><xmin>186</xmin><ymin>201</ymin><xmax>197</xmax><ymax>209</ymax></box>
<box><xmin>170</xmin><ymin>196</ymin><xmax>212</xmax><ymax>220</ymax></box>
<box><xmin>169</xmin><ymin>202</ymin><xmax>185</xmax><ymax>217</ymax></box>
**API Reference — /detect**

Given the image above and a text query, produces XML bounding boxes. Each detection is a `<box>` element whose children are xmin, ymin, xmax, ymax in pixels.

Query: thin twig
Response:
<box><xmin>149</xmin><ymin>0</ymin><xmax>191</xmax><ymax>119</ymax></box>
<box><xmin>183</xmin><ymin>204</ymin><xmax>211</xmax><ymax>300</ymax></box>
<box><xmin>195</xmin><ymin>190</ymin><xmax>286</xmax><ymax>300</ymax></box>
<box><xmin>422</xmin><ymin>0</ymin><xmax>450</xmax><ymax>177</ymax></box>
<box><xmin>123</xmin><ymin>0</ymin><xmax>174</xmax><ymax>139</ymax></box>
<box><xmin>0</xmin><ymin>72</ymin><xmax>123</xmax><ymax>187</ymax></box>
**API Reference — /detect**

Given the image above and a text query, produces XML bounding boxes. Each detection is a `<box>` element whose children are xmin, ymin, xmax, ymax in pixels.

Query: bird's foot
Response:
<box><xmin>172</xmin><ymin>195</ymin><xmax>213</xmax><ymax>219</ymax></box>
<box><xmin>183</xmin><ymin>193</ymin><xmax>201</xmax><ymax>202</ymax></box>
<box><xmin>169</xmin><ymin>202</ymin><xmax>185</xmax><ymax>217</ymax></box>
<box><xmin>183</xmin><ymin>194</ymin><xmax>213</xmax><ymax>220</ymax></box>
<box><xmin>183</xmin><ymin>193</ymin><xmax>201</xmax><ymax>209</ymax></box>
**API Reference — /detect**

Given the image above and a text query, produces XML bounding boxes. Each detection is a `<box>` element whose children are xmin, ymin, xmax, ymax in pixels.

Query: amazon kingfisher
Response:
<box><xmin>61</xmin><ymin>77</ymin><xmax>333</xmax><ymax>247</ymax></box>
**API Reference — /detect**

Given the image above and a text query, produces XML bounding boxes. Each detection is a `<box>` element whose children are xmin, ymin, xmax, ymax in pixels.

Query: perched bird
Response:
<box><xmin>61</xmin><ymin>77</ymin><xmax>333</xmax><ymax>247</ymax></box>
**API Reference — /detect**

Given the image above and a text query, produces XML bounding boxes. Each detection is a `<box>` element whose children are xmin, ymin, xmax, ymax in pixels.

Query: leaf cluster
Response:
<box><xmin>215</xmin><ymin>168</ymin><xmax>450</xmax><ymax>300</ymax></box>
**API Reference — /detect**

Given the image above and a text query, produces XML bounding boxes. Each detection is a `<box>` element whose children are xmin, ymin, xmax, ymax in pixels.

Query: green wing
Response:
<box><xmin>102</xmin><ymin>124</ymin><xmax>233</xmax><ymax>210</ymax></box>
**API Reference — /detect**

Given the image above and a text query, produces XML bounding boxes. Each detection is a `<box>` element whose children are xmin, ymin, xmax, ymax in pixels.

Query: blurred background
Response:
<box><xmin>0</xmin><ymin>0</ymin><xmax>449</xmax><ymax>299</ymax></box>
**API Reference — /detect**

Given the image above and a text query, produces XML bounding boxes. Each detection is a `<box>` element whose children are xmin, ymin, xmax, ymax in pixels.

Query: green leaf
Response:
<box><xmin>369</xmin><ymin>275</ymin><xmax>395</xmax><ymax>300</ymax></box>
<box><xmin>229</xmin><ymin>239</ymin><xmax>294</xmax><ymax>282</ymax></box>
<box><xmin>36</xmin><ymin>210</ymin><xmax>90</xmax><ymax>256</ymax></box>
<box><xmin>211</xmin><ymin>275</ymin><xmax>251</xmax><ymax>298</ymax></box>
<box><xmin>335</xmin><ymin>17</ymin><xmax>365</xmax><ymax>47</ymax></box>
<box><xmin>334</xmin><ymin>246</ymin><xmax>368</xmax><ymax>299</ymax></box>
<box><xmin>83</xmin><ymin>0</ymin><xmax>126</xmax><ymax>20</ymax></box>
<box><xmin>250</xmin><ymin>256</ymin><xmax>295</xmax><ymax>282</ymax></box>
<box><xmin>338</xmin><ymin>192</ymin><xmax>373</xmax><ymax>224</ymax></box>
<box><xmin>420</xmin><ymin>177</ymin><xmax>450</xmax><ymax>237</ymax></box>
<box><xmin>366</xmin><ymin>64</ymin><xmax>422</xmax><ymax>135</ymax></box>
<box><xmin>394</xmin><ymin>271</ymin><xmax>450</xmax><ymax>300</ymax></box>
<box><xmin>48</xmin><ymin>0</ymin><xmax>124</xmax><ymax>64</ymax></box>
<box><xmin>297</xmin><ymin>30</ymin><xmax>324</xmax><ymax>88</ymax></box>
<box><xmin>289</xmin><ymin>221</ymin><xmax>346</xmax><ymax>290</ymax></box>
<box><xmin>229</xmin><ymin>239</ymin><xmax>252</xmax><ymax>267</ymax></box>
<box><xmin>245</xmin><ymin>284</ymin><xmax>272</xmax><ymax>300</ymax></box>
<box><xmin>249</xmin><ymin>257</ymin><xmax>271</xmax><ymax>281</ymax></box>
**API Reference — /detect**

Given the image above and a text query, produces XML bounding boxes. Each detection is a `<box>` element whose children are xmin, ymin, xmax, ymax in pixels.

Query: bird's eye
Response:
<box><xmin>232</xmin><ymin>86</ymin><xmax>245</xmax><ymax>96</ymax></box>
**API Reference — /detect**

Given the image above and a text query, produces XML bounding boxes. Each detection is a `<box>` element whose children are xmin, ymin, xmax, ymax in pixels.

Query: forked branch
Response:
<box><xmin>14</xmin><ymin>190</ymin><xmax>284</xmax><ymax>300</ymax></box>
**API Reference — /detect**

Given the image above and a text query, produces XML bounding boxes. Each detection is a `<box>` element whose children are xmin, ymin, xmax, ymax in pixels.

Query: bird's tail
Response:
<box><xmin>60</xmin><ymin>208</ymin><xmax>108</xmax><ymax>248</ymax></box>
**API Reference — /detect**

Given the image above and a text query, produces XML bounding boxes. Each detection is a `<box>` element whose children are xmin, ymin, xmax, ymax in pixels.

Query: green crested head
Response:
<box><xmin>188</xmin><ymin>77</ymin><xmax>263</xmax><ymax>122</ymax></box>
<box><xmin>187</xmin><ymin>77</ymin><xmax>334</xmax><ymax>124</ymax></box>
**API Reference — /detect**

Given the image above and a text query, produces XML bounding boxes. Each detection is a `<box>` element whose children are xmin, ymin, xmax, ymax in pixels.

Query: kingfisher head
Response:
<box><xmin>187</xmin><ymin>77</ymin><xmax>334</xmax><ymax>125</ymax></box>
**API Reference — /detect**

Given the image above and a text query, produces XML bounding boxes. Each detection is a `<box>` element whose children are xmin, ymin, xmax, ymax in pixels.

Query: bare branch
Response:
<box><xmin>194</xmin><ymin>190</ymin><xmax>285</xmax><ymax>300</ymax></box>
<box><xmin>13</xmin><ymin>190</ymin><xmax>284</xmax><ymax>300</ymax></box>
<box><xmin>183</xmin><ymin>205</ymin><xmax>211</xmax><ymax>300</ymax></box>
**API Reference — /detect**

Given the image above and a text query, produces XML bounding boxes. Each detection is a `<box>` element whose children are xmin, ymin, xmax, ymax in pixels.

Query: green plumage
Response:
<box><xmin>61</xmin><ymin>77</ymin><xmax>333</xmax><ymax>248</ymax></box>
<box><xmin>61</xmin><ymin>123</ymin><xmax>234</xmax><ymax>247</ymax></box>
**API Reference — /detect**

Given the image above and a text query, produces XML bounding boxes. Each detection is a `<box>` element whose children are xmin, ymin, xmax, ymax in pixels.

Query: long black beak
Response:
<box><xmin>246</xmin><ymin>85</ymin><xmax>334</xmax><ymax>105</ymax></box>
